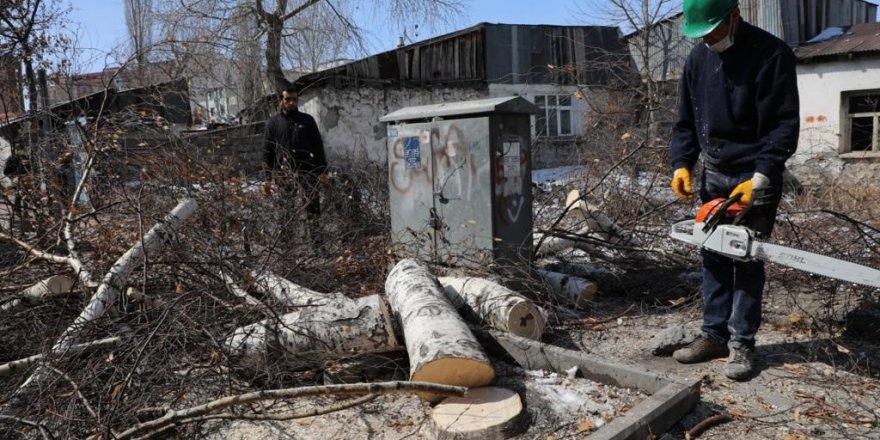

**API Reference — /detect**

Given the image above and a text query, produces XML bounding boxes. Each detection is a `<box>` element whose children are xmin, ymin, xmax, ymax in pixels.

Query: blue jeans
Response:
<box><xmin>698</xmin><ymin>168</ymin><xmax>781</xmax><ymax>348</ymax></box>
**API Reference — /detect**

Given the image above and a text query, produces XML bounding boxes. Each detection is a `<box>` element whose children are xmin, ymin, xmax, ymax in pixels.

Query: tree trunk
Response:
<box><xmin>384</xmin><ymin>259</ymin><xmax>495</xmax><ymax>398</ymax></box>
<box><xmin>536</xmin><ymin>269</ymin><xmax>597</xmax><ymax>309</ymax></box>
<box><xmin>431</xmin><ymin>387</ymin><xmax>525</xmax><ymax>440</ymax></box>
<box><xmin>438</xmin><ymin>277</ymin><xmax>544</xmax><ymax>340</ymax></box>
<box><xmin>52</xmin><ymin>198</ymin><xmax>198</xmax><ymax>352</ymax></box>
<box><xmin>250</xmin><ymin>270</ymin><xmax>343</xmax><ymax>307</ymax></box>
<box><xmin>1</xmin><ymin>275</ymin><xmax>74</xmax><ymax>313</ymax></box>
<box><xmin>225</xmin><ymin>294</ymin><xmax>400</xmax><ymax>368</ymax></box>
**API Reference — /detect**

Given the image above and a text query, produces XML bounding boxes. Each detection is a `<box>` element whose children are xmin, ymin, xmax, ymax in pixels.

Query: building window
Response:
<box><xmin>844</xmin><ymin>91</ymin><xmax>880</xmax><ymax>152</ymax></box>
<box><xmin>535</xmin><ymin>94</ymin><xmax>573</xmax><ymax>137</ymax></box>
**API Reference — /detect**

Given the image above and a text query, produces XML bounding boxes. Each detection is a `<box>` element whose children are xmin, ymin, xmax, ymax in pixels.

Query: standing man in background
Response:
<box><xmin>668</xmin><ymin>0</ymin><xmax>800</xmax><ymax>380</ymax></box>
<box><xmin>263</xmin><ymin>86</ymin><xmax>328</xmax><ymax>250</ymax></box>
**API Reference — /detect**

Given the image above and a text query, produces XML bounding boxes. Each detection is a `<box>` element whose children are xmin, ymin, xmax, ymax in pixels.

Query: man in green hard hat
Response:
<box><xmin>668</xmin><ymin>0</ymin><xmax>800</xmax><ymax>380</ymax></box>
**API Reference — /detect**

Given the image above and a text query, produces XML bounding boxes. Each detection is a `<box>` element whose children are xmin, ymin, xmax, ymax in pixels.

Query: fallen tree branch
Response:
<box><xmin>685</xmin><ymin>412</ymin><xmax>733</xmax><ymax>439</ymax></box>
<box><xmin>45</xmin><ymin>365</ymin><xmax>99</xmax><ymax>419</ymax></box>
<box><xmin>1</xmin><ymin>275</ymin><xmax>74</xmax><ymax>313</ymax></box>
<box><xmin>0</xmin><ymin>414</ymin><xmax>54</xmax><ymax>440</ymax></box>
<box><xmin>113</xmin><ymin>381</ymin><xmax>466</xmax><ymax>440</ymax></box>
<box><xmin>0</xmin><ymin>336</ymin><xmax>121</xmax><ymax>377</ymax></box>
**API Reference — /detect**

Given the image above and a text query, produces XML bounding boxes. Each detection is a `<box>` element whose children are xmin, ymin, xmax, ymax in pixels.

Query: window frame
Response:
<box><xmin>842</xmin><ymin>89</ymin><xmax>880</xmax><ymax>155</ymax></box>
<box><xmin>534</xmin><ymin>93</ymin><xmax>574</xmax><ymax>138</ymax></box>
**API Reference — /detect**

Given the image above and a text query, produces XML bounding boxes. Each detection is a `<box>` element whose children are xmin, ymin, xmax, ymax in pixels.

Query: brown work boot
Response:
<box><xmin>672</xmin><ymin>336</ymin><xmax>729</xmax><ymax>364</ymax></box>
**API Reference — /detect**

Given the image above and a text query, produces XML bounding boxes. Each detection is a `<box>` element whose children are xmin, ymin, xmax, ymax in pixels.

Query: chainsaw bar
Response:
<box><xmin>751</xmin><ymin>241</ymin><xmax>880</xmax><ymax>288</ymax></box>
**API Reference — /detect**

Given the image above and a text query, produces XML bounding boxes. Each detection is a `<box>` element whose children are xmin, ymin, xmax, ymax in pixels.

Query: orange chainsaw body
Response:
<box><xmin>695</xmin><ymin>198</ymin><xmax>747</xmax><ymax>223</ymax></box>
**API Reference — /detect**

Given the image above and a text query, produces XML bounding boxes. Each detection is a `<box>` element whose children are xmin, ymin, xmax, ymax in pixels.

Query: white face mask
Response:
<box><xmin>707</xmin><ymin>34</ymin><xmax>734</xmax><ymax>52</ymax></box>
<box><xmin>706</xmin><ymin>19</ymin><xmax>736</xmax><ymax>53</ymax></box>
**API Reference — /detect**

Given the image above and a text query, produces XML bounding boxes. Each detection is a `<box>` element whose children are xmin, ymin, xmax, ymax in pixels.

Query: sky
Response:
<box><xmin>66</xmin><ymin>0</ymin><xmax>588</xmax><ymax>73</ymax></box>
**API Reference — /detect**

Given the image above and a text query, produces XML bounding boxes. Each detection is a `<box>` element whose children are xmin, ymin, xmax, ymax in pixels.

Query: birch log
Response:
<box><xmin>536</xmin><ymin>269</ymin><xmax>597</xmax><ymax>309</ymax></box>
<box><xmin>438</xmin><ymin>277</ymin><xmax>544</xmax><ymax>340</ymax></box>
<box><xmin>533</xmin><ymin>226</ymin><xmax>596</xmax><ymax>256</ymax></box>
<box><xmin>385</xmin><ymin>259</ymin><xmax>495</xmax><ymax>396</ymax></box>
<box><xmin>52</xmin><ymin>198</ymin><xmax>197</xmax><ymax>352</ymax></box>
<box><xmin>225</xmin><ymin>294</ymin><xmax>400</xmax><ymax>368</ymax></box>
<box><xmin>565</xmin><ymin>190</ymin><xmax>641</xmax><ymax>247</ymax></box>
<box><xmin>250</xmin><ymin>270</ymin><xmax>343</xmax><ymax>306</ymax></box>
<box><xmin>1</xmin><ymin>275</ymin><xmax>74</xmax><ymax>313</ymax></box>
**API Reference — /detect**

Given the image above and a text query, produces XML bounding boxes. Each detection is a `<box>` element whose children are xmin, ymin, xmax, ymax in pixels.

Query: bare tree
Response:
<box><xmin>124</xmin><ymin>0</ymin><xmax>154</xmax><ymax>65</ymax></box>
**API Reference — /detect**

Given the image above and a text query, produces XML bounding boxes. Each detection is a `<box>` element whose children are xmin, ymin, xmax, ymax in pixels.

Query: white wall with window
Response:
<box><xmin>488</xmin><ymin>84</ymin><xmax>587</xmax><ymax>139</ymax></box>
<box><xmin>792</xmin><ymin>57</ymin><xmax>880</xmax><ymax>185</ymax></box>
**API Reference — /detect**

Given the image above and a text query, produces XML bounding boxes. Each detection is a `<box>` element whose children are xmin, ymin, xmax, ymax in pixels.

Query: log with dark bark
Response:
<box><xmin>385</xmin><ymin>259</ymin><xmax>495</xmax><ymax>397</ymax></box>
<box><xmin>438</xmin><ymin>276</ymin><xmax>544</xmax><ymax>340</ymax></box>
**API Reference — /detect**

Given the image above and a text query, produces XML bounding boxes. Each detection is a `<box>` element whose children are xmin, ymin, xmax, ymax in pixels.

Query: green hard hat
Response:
<box><xmin>682</xmin><ymin>0</ymin><xmax>738</xmax><ymax>38</ymax></box>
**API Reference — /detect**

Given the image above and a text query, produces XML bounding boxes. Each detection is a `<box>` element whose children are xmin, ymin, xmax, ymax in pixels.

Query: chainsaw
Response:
<box><xmin>669</xmin><ymin>196</ymin><xmax>880</xmax><ymax>288</ymax></box>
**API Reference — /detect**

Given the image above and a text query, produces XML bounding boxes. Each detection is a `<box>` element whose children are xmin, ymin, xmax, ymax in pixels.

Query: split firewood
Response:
<box><xmin>385</xmin><ymin>259</ymin><xmax>495</xmax><ymax>398</ymax></box>
<box><xmin>225</xmin><ymin>294</ymin><xmax>400</xmax><ymax>368</ymax></box>
<box><xmin>1</xmin><ymin>275</ymin><xmax>74</xmax><ymax>313</ymax></box>
<box><xmin>438</xmin><ymin>276</ymin><xmax>545</xmax><ymax>340</ymax></box>
<box><xmin>250</xmin><ymin>270</ymin><xmax>343</xmax><ymax>307</ymax></box>
<box><xmin>536</xmin><ymin>269</ymin><xmax>597</xmax><ymax>309</ymax></box>
<box><xmin>566</xmin><ymin>189</ymin><xmax>641</xmax><ymax>247</ymax></box>
<box><xmin>431</xmin><ymin>386</ymin><xmax>526</xmax><ymax>439</ymax></box>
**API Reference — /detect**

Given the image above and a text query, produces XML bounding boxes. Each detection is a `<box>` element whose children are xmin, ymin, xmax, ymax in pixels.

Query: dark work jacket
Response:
<box><xmin>670</xmin><ymin>19</ymin><xmax>800</xmax><ymax>177</ymax></box>
<box><xmin>263</xmin><ymin>109</ymin><xmax>327</xmax><ymax>175</ymax></box>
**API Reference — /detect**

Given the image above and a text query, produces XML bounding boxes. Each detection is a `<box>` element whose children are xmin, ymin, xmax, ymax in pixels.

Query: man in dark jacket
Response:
<box><xmin>668</xmin><ymin>0</ymin><xmax>799</xmax><ymax>380</ymax></box>
<box><xmin>263</xmin><ymin>86</ymin><xmax>328</xmax><ymax>247</ymax></box>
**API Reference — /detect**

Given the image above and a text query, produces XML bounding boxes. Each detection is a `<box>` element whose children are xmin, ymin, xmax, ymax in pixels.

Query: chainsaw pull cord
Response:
<box><xmin>701</xmin><ymin>193</ymin><xmax>743</xmax><ymax>233</ymax></box>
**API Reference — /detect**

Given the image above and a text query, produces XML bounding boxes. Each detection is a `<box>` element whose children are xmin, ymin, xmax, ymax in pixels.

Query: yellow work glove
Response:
<box><xmin>729</xmin><ymin>172</ymin><xmax>770</xmax><ymax>204</ymax></box>
<box><xmin>671</xmin><ymin>168</ymin><xmax>694</xmax><ymax>201</ymax></box>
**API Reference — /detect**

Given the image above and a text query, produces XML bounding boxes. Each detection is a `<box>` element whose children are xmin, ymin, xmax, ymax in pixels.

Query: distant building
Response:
<box><xmin>791</xmin><ymin>22</ymin><xmax>880</xmax><ymax>186</ymax></box>
<box><xmin>258</xmin><ymin>22</ymin><xmax>632</xmax><ymax>166</ymax></box>
<box><xmin>0</xmin><ymin>55</ymin><xmax>24</xmax><ymax>122</ymax></box>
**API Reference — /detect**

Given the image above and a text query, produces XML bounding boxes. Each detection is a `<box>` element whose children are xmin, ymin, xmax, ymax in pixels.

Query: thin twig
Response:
<box><xmin>685</xmin><ymin>412</ymin><xmax>733</xmax><ymax>439</ymax></box>
<box><xmin>114</xmin><ymin>381</ymin><xmax>466</xmax><ymax>440</ymax></box>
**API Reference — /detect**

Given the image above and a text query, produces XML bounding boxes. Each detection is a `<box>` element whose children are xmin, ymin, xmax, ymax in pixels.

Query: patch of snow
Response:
<box><xmin>532</xmin><ymin>166</ymin><xmax>588</xmax><ymax>191</ymax></box>
<box><xmin>807</xmin><ymin>26</ymin><xmax>847</xmax><ymax>43</ymax></box>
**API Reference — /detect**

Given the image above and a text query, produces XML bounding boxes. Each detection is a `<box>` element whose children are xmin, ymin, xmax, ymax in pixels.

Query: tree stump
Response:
<box><xmin>431</xmin><ymin>387</ymin><xmax>525</xmax><ymax>439</ymax></box>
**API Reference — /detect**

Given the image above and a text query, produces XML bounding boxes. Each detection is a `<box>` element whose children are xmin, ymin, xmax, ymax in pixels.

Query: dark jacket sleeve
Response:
<box><xmin>307</xmin><ymin>115</ymin><xmax>328</xmax><ymax>175</ymax></box>
<box><xmin>753</xmin><ymin>48</ymin><xmax>800</xmax><ymax>177</ymax></box>
<box><xmin>263</xmin><ymin>116</ymin><xmax>278</xmax><ymax>170</ymax></box>
<box><xmin>669</xmin><ymin>57</ymin><xmax>701</xmax><ymax>171</ymax></box>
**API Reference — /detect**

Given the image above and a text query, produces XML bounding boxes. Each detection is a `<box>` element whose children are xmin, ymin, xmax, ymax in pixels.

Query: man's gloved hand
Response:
<box><xmin>671</xmin><ymin>168</ymin><xmax>694</xmax><ymax>201</ymax></box>
<box><xmin>729</xmin><ymin>172</ymin><xmax>772</xmax><ymax>205</ymax></box>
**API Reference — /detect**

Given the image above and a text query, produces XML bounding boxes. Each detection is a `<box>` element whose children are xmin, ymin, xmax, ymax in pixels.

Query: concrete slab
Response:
<box><xmin>487</xmin><ymin>331</ymin><xmax>701</xmax><ymax>440</ymax></box>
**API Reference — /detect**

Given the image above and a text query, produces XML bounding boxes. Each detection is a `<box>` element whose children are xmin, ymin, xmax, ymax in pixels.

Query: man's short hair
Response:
<box><xmin>280</xmin><ymin>86</ymin><xmax>299</xmax><ymax>97</ymax></box>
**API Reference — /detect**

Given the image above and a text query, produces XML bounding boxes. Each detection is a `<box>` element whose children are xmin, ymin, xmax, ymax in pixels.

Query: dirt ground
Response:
<box><xmin>203</xmin><ymin>265</ymin><xmax>880</xmax><ymax>440</ymax></box>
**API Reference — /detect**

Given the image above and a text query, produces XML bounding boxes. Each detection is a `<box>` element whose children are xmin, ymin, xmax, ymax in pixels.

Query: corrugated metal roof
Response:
<box><xmin>379</xmin><ymin>96</ymin><xmax>538</xmax><ymax>122</ymax></box>
<box><xmin>795</xmin><ymin>22</ymin><xmax>880</xmax><ymax>60</ymax></box>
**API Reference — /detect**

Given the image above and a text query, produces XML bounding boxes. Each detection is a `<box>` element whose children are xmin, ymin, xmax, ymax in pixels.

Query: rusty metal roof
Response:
<box><xmin>795</xmin><ymin>22</ymin><xmax>880</xmax><ymax>61</ymax></box>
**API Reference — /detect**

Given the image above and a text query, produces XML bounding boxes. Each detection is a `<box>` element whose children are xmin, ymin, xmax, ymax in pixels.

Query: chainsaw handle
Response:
<box><xmin>701</xmin><ymin>193</ymin><xmax>743</xmax><ymax>233</ymax></box>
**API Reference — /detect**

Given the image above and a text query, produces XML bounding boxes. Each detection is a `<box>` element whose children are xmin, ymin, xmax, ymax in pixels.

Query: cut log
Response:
<box><xmin>250</xmin><ymin>270</ymin><xmax>343</xmax><ymax>307</ymax></box>
<box><xmin>566</xmin><ymin>189</ymin><xmax>641</xmax><ymax>247</ymax></box>
<box><xmin>1</xmin><ymin>275</ymin><xmax>74</xmax><ymax>313</ymax></box>
<box><xmin>533</xmin><ymin>226</ymin><xmax>596</xmax><ymax>257</ymax></box>
<box><xmin>536</xmin><ymin>269</ymin><xmax>597</xmax><ymax>309</ymax></box>
<box><xmin>431</xmin><ymin>387</ymin><xmax>525</xmax><ymax>439</ymax></box>
<box><xmin>385</xmin><ymin>259</ymin><xmax>495</xmax><ymax>397</ymax></box>
<box><xmin>225</xmin><ymin>294</ymin><xmax>400</xmax><ymax>368</ymax></box>
<box><xmin>438</xmin><ymin>276</ymin><xmax>544</xmax><ymax>340</ymax></box>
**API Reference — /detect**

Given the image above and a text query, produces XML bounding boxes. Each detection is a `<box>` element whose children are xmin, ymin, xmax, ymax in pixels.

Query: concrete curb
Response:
<box><xmin>487</xmin><ymin>331</ymin><xmax>701</xmax><ymax>440</ymax></box>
